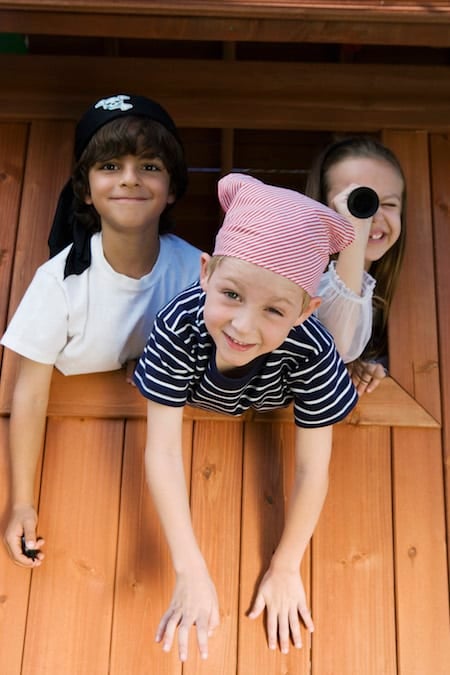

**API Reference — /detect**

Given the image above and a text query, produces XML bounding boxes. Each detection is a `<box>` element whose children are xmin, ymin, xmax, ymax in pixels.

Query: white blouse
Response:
<box><xmin>316</xmin><ymin>260</ymin><xmax>376</xmax><ymax>363</ymax></box>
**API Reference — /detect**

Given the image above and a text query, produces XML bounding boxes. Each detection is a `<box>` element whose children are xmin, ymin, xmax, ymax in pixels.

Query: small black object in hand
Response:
<box><xmin>347</xmin><ymin>186</ymin><xmax>379</xmax><ymax>219</ymax></box>
<box><xmin>21</xmin><ymin>535</ymin><xmax>40</xmax><ymax>561</ymax></box>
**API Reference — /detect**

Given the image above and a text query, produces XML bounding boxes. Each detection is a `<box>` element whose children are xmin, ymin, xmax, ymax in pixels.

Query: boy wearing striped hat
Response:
<box><xmin>134</xmin><ymin>172</ymin><xmax>358</xmax><ymax>662</ymax></box>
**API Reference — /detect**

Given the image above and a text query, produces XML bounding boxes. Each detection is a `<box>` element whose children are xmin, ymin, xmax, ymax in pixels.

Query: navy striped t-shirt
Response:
<box><xmin>133</xmin><ymin>284</ymin><xmax>358</xmax><ymax>427</ymax></box>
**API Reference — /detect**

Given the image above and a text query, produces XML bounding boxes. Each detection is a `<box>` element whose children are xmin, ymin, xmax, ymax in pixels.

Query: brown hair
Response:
<box><xmin>71</xmin><ymin>115</ymin><xmax>187</xmax><ymax>238</ymax></box>
<box><xmin>305</xmin><ymin>136</ymin><xmax>406</xmax><ymax>361</ymax></box>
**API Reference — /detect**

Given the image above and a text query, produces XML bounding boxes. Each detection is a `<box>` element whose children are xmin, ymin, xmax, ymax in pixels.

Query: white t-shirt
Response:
<box><xmin>1</xmin><ymin>232</ymin><xmax>201</xmax><ymax>375</ymax></box>
<box><xmin>316</xmin><ymin>260</ymin><xmax>376</xmax><ymax>363</ymax></box>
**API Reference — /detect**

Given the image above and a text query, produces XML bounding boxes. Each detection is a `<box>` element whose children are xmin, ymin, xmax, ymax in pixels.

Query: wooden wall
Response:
<box><xmin>0</xmin><ymin>19</ymin><xmax>449</xmax><ymax>674</ymax></box>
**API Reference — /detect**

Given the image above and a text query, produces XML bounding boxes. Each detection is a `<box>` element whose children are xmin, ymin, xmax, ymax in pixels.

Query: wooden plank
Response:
<box><xmin>0</xmin><ymin>123</ymin><xmax>28</xmax><ymax>364</ymax></box>
<box><xmin>0</xmin><ymin>417</ymin><xmax>31</xmax><ymax>675</ymax></box>
<box><xmin>312</xmin><ymin>425</ymin><xmax>397</xmax><ymax>674</ymax></box>
<box><xmin>392</xmin><ymin>428</ymin><xmax>450</xmax><ymax>675</ymax></box>
<box><xmin>0</xmin><ymin>56</ymin><xmax>450</xmax><ymax>132</ymax></box>
<box><xmin>110</xmin><ymin>418</ymin><xmax>193</xmax><ymax>675</ymax></box>
<box><xmin>21</xmin><ymin>417</ymin><xmax>124</xmax><ymax>674</ymax></box>
<box><xmin>183</xmin><ymin>420</ymin><xmax>242</xmax><ymax>674</ymax></box>
<box><xmin>0</xmin><ymin>3</ymin><xmax>450</xmax><ymax>46</ymax></box>
<box><xmin>238</xmin><ymin>422</ymin><xmax>311</xmax><ymax>673</ymax></box>
<box><xmin>0</xmin><ymin>120</ymin><xmax>74</xmax><ymax>413</ymax></box>
<box><xmin>429</xmin><ymin>132</ymin><xmax>450</xmax><ymax>568</ymax></box>
<box><xmin>384</xmin><ymin>131</ymin><xmax>441</xmax><ymax>422</ymax></box>
<box><xmin>2</xmin><ymin>369</ymin><xmax>438</xmax><ymax>430</ymax></box>
<box><xmin>3</xmin><ymin>0</ymin><xmax>450</xmax><ymax>17</ymax></box>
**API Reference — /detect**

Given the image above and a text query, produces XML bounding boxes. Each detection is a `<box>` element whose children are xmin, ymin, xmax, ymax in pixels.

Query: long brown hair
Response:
<box><xmin>305</xmin><ymin>136</ymin><xmax>406</xmax><ymax>362</ymax></box>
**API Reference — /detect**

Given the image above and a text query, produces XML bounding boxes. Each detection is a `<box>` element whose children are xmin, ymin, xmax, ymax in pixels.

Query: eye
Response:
<box><xmin>381</xmin><ymin>200</ymin><xmax>401</xmax><ymax>209</ymax></box>
<box><xmin>266</xmin><ymin>307</ymin><xmax>284</xmax><ymax>317</ymax></box>
<box><xmin>140</xmin><ymin>156</ymin><xmax>166</xmax><ymax>172</ymax></box>
<box><xmin>98</xmin><ymin>161</ymin><xmax>118</xmax><ymax>171</ymax></box>
<box><xmin>224</xmin><ymin>290</ymin><xmax>240</xmax><ymax>301</ymax></box>
<box><xmin>142</xmin><ymin>163</ymin><xmax>161</xmax><ymax>172</ymax></box>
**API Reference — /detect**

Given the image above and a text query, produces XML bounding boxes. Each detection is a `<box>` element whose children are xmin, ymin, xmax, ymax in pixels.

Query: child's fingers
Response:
<box><xmin>208</xmin><ymin>604</ymin><xmax>221</xmax><ymax>636</ymax></box>
<box><xmin>248</xmin><ymin>592</ymin><xmax>266</xmax><ymax>619</ymax></box>
<box><xmin>289</xmin><ymin>608</ymin><xmax>303</xmax><ymax>649</ymax></box>
<box><xmin>299</xmin><ymin>601</ymin><xmax>314</xmax><ymax>633</ymax></box>
<box><xmin>155</xmin><ymin>607</ymin><xmax>179</xmax><ymax>647</ymax></box>
<box><xmin>195</xmin><ymin>615</ymin><xmax>211</xmax><ymax>660</ymax></box>
<box><xmin>278</xmin><ymin>613</ymin><xmax>290</xmax><ymax>654</ymax></box>
<box><xmin>176</xmin><ymin>620</ymin><xmax>193</xmax><ymax>662</ymax></box>
<box><xmin>266</xmin><ymin>608</ymin><xmax>279</xmax><ymax>650</ymax></box>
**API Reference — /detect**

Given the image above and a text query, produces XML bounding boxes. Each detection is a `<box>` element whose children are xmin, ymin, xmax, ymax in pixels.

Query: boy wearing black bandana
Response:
<box><xmin>1</xmin><ymin>94</ymin><xmax>200</xmax><ymax>566</ymax></box>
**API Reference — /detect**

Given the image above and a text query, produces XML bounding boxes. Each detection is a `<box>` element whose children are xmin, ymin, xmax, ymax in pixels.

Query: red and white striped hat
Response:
<box><xmin>214</xmin><ymin>173</ymin><xmax>355</xmax><ymax>296</ymax></box>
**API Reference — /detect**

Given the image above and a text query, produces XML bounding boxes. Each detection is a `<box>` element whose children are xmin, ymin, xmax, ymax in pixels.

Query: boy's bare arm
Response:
<box><xmin>4</xmin><ymin>357</ymin><xmax>53</xmax><ymax>566</ymax></box>
<box><xmin>249</xmin><ymin>424</ymin><xmax>332</xmax><ymax>654</ymax></box>
<box><xmin>145</xmin><ymin>400</ymin><xmax>220</xmax><ymax>662</ymax></box>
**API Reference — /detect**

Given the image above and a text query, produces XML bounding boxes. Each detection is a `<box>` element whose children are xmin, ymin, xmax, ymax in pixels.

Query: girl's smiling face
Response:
<box><xmin>200</xmin><ymin>254</ymin><xmax>319</xmax><ymax>374</ymax></box>
<box><xmin>325</xmin><ymin>156</ymin><xmax>404</xmax><ymax>268</ymax></box>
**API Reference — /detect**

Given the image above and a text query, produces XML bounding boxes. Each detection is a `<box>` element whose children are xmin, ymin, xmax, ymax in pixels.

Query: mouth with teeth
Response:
<box><xmin>369</xmin><ymin>231</ymin><xmax>385</xmax><ymax>241</ymax></box>
<box><xmin>224</xmin><ymin>332</ymin><xmax>255</xmax><ymax>352</ymax></box>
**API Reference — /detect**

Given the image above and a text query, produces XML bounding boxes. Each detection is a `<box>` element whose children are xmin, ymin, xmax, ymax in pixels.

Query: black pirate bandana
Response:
<box><xmin>48</xmin><ymin>94</ymin><xmax>181</xmax><ymax>277</ymax></box>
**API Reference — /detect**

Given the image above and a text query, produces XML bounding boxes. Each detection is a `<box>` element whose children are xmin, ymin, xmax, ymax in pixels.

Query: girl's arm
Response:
<box><xmin>249</xmin><ymin>424</ymin><xmax>332</xmax><ymax>654</ymax></box>
<box><xmin>145</xmin><ymin>400</ymin><xmax>220</xmax><ymax>662</ymax></box>
<box><xmin>4</xmin><ymin>356</ymin><xmax>53</xmax><ymax>566</ymax></box>
<box><xmin>331</xmin><ymin>184</ymin><xmax>372</xmax><ymax>295</ymax></box>
<box><xmin>316</xmin><ymin>184</ymin><xmax>375</xmax><ymax>362</ymax></box>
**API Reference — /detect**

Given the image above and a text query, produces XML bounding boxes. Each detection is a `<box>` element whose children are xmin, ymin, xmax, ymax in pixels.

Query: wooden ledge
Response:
<box><xmin>1</xmin><ymin>1</ymin><xmax>449</xmax><ymax>22</ymax></box>
<box><xmin>0</xmin><ymin>2</ymin><xmax>450</xmax><ymax>47</ymax></box>
<box><xmin>0</xmin><ymin>367</ymin><xmax>435</xmax><ymax>427</ymax></box>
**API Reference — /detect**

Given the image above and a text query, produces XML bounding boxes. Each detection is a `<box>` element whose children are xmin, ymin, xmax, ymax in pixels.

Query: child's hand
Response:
<box><xmin>248</xmin><ymin>566</ymin><xmax>313</xmax><ymax>654</ymax></box>
<box><xmin>347</xmin><ymin>359</ymin><xmax>387</xmax><ymax>395</ymax></box>
<box><xmin>156</xmin><ymin>568</ymin><xmax>220</xmax><ymax>662</ymax></box>
<box><xmin>125</xmin><ymin>359</ymin><xmax>137</xmax><ymax>385</ymax></box>
<box><xmin>331</xmin><ymin>183</ymin><xmax>373</xmax><ymax>238</ymax></box>
<box><xmin>4</xmin><ymin>505</ymin><xmax>45</xmax><ymax>567</ymax></box>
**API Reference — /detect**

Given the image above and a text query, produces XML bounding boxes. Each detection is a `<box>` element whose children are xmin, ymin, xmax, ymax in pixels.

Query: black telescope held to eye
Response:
<box><xmin>347</xmin><ymin>186</ymin><xmax>379</xmax><ymax>219</ymax></box>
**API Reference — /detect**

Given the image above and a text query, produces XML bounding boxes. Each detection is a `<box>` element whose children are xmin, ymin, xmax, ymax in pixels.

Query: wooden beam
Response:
<box><xmin>0</xmin><ymin>2</ymin><xmax>449</xmax><ymax>48</ymax></box>
<box><xmin>0</xmin><ymin>55</ymin><xmax>449</xmax><ymax>132</ymax></box>
<box><xmin>0</xmin><ymin>368</ymin><xmax>438</xmax><ymax>427</ymax></box>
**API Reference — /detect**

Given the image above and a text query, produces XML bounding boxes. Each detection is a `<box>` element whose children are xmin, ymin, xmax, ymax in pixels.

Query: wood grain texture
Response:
<box><xmin>184</xmin><ymin>421</ymin><xmax>243</xmax><ymax>674</ymax></box>
<box><xmin>0</xmin><ymin>124</ymin><xmax>28</xmax><ymax>355</ymax></box>
<box><xmin>312</xmin><ymin>425</ymin><xmax>397</xmax><ymax>674</ymax></box>
<box><xmin>110</xmin><ymin>418</ymin><xmax>191</xmax><ymax>674</ymax></box>
<box><xmin>0</xmin><ymin>57</ymin><xmax>449</xmax><ymax>131</ymax></box>
<box><xmin>392</xmin><ymin>428</ymin><xmax>450</xmax><ymax>675</ymax></box>
<box><xmin>2</xmin><ymin>368</ymin><xmax>439</xmax><ymax>430</ymax></box>
<box><xmin>2</xmin><ymin>0</ymin><xmax>450</xmax><ymax>16</ymax></box>
<box><xmin>0</xmin><ymin>2</ymin><xmax>449</xmax><ymax>47</ymax></box>
<box><xmin>238</xmin><ymin>422</ymin><xmax>312</xmax><ymax>673</ymax></box>
<box><xmin>429</xmin><ymin>132</ymin><xmax>450</xmax><ymax>571</ymax></box>
<box><xmin>21</xmin><ymin>417</ymin><xmax>124</xmax><ymax>674</ymax></box>
<box><xmin>0</xmin><ymin>418</ymin><xmax>32</xmax><ymax>675</ymax></box>
<box><xmin>0</xmin><ymin>120</ymin><xmax>74</xmax><ymax>414</ymax></box>
<box><xmin>384</xmin><ymin>131</ymin><xmax>442</xmax><ymax>422</ymax></box>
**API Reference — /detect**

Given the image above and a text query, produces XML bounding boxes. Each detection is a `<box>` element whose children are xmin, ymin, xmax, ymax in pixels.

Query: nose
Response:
<box><xmin>120</xmin><ymin>164</ymin><xmax>140</xmax><ymax>187</ymax></box>
<box><xmin>230</xmin><ymin>306</ymin><xmax>255</xmax><ymax>335</ymax></box>
<box><xmin>372</xmin><ymin>206</ymin><xmax>384</xmax><ymax>223</ymax></box>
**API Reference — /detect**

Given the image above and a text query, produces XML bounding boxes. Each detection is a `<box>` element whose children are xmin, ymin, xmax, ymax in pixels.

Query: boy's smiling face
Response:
<box><xmin>200</xmin><ymin>254</ymin><xmax>320</xmax><ymax>374</ymax></box>
<box><xmin>85</xmin><ymin>153</ymin><xmax>175</xmax><ymax>234</ymax></box>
